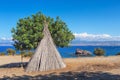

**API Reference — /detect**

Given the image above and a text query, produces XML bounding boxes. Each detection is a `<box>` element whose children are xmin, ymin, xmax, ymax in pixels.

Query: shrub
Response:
<box><xmin>7</xmin><ymin>48</ymin><xmax>16</xmax><ymax>56</ymax></box>
<box><xmin>27</xmin><ymin>51</ymin><xmax>33</xmax><ymax>57</ymax></box>
<box><xmin>20</xmin><ymin>51</ymin><xmax>27</xmax><ymax>57</ymax></box>
<box><xmin>20</xmin><ymin>51</ymin><xmax>33</xmax><ymax>57</ymax></box>
<box><xmin>0</xmin><ymin>52</ymin><xmax>5</xmax><ymax>56</ymax></box>
<box><xmin>94</xmin><ymin>48</ymin><xmax>105</xmax><ymax>56</ymax></box>
<box><xmin>116</xmin><ymin>52</ymin><xmax>120</xmax><ymax>55</ymax></box>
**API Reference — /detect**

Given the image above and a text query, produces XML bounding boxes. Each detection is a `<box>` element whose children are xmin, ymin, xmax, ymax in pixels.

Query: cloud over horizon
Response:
<box><xmin>74</xmin><ymin>32</ymin><xmax>120</xmax><ymax>41</ymax></box>
<box><xmin>0</xmin><ymin>37</ymin><xmax>13</xmax><ymax>42</ymax></box>
<box><xmin>0</xmin><ymin>32</ymin><xmax>120</xmax><ymax>42</ymax></box>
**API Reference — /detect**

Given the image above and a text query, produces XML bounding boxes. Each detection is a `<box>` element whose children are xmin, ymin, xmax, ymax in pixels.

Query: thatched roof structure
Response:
<box><xmin>25</xmin><ymin>23</ymin><xmax>66</xmax><ymax>72</ymax></box>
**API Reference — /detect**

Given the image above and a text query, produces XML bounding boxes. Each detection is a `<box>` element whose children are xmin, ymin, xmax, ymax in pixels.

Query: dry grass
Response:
<box><xmin>0</xmin><ymin>55</ymin><xmax>28</xmax><ymax>65</ymax></box>
<box><xmin>0</xmin><ymin>55</ymin><xmax>120</xmax><ymax>79</ymax></box>
<box><xmin>65</xmin><ymin>56</ymin><xmax>120</xmax><ymax>71</ymax></box>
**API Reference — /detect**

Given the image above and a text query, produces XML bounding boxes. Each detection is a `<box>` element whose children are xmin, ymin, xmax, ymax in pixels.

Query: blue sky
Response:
<box><xmin>0</xmin><ymin>0</ymin><xmax>120</xmax><ymax>41</ymax></box>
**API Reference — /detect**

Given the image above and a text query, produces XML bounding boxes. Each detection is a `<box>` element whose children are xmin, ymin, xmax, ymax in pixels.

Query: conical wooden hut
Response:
<box><xmin>25</xmin><ymin>22</ymin><xmax>66</xmax><ymax>72</ymax></box>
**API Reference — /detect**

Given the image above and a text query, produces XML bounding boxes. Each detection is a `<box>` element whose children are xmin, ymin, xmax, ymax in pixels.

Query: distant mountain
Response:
<box><xmin>0</xmin><ymin>41</ymin><xmax>13</xmax><ymax>46</ymax></box>
<box><xmin>1</xmin><ymin>40</ymin><xmax>120</xmax><ymax>46</ymax></box>
<box><xmin>71</xmin><ymin>40</ymin><xmax>120</xmax><ymax>46</ymax></box>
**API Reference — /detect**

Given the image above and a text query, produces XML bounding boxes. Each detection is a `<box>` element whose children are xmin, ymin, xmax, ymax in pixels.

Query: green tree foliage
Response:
<box><xmin>7</xmin><ymin>48</ymin><xmax>16</xmax><ymax>56</ymax></box>
<box><xmin>11</xmin><ymin>12</ymin><xmax>75</xmax><ymax>50</ymax></box>
<box><xmin>93</xmin><ymin>48</ymin><xmax>105</xmax><ymax>56</ymax></box>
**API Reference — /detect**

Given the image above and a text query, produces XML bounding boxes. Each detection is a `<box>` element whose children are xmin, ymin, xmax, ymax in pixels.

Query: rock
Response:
<box><xmin>75</xmin><ymin>48</ymin><xmax>92</xmax><ymax>56</ymax></box>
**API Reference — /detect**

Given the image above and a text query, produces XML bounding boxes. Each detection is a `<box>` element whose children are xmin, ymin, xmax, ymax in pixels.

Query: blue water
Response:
<box><xmin>0</xmin><ymin>46</ymin><xmax>120</xmax><ymax>58</ymax></box>
<box><xmin>59</xmin><ymin>46</ymin><xmax>120</xmax><ymax>58</ymax></box>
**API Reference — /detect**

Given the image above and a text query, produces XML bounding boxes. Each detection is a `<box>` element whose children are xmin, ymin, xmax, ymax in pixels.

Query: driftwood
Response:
<box><xmin>25</xmin><ymin>22</ymin><xmax>66</xmax><ymax>72</ymax></box>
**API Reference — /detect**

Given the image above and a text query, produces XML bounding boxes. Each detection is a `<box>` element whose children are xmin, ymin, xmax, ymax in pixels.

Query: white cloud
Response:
<box><xmin>1</xmin><ymin>37</ymin><xmax>6</xmax><ymax>40</ymax></box>
<box><xmin>0</xmin><ymin>37</ymin><xmax>13</xmax><ymax>41</ymax></box>
<box><xmin>1</xmin><ymin>33</ymin><xmax>120</xmax><ymax>42</ymax></box>
<box><xmin>74</xmin><ymin>32</ymin><xmax>120</xmax><ymax>41</ymax></box>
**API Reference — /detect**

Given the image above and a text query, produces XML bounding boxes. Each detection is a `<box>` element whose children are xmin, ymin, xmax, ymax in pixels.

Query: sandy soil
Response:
<box><xmin>0</xmin><ymin>56</ymin><xmax>120</xmax><ymax>80</ymax></box>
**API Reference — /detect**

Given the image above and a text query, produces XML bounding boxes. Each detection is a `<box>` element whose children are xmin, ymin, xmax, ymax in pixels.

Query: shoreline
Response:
<box><xmin>1</xmin><ymin>46</ymin><xmax>120</xmax><ymax>57</ymax></box>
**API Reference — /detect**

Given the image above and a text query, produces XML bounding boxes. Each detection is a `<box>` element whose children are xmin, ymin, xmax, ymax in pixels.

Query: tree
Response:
<box><xmin>93</xmin><ymin>48</ymin><xmax>105</xmax><ymax>56</ymax></box>
<box><xmin>11</xmin><ymin>12</ymin><xmax>75</xmax><ymax>50</ymax></box>
<box><xmin>11</xmin><ymin>12</ymin><xmax>75</xmax><ymax>72</ymax></box>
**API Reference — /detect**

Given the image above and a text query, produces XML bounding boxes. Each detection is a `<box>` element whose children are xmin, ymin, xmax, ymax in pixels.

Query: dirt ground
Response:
<box><xmin>0</xmin><ymin>56</ymin><xmax>120</xmax><ymax>80</ymax></box>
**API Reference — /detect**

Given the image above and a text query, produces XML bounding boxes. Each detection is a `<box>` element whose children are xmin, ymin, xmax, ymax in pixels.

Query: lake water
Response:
<box><xmin>0</xmin><ymin>46</ymin><xmax>120</xmax><ymax>58</ymax></box>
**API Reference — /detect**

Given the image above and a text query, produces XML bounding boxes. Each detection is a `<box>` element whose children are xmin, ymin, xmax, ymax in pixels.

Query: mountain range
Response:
<box><xmin>1</xmin><ymin>40</ymin><xmax>120</xmax><ymax>46</ymax></box>
<box><xmin>71</xmin><ymin>40</ymin><xmax>120</xmax><ymax>46</ymax></box>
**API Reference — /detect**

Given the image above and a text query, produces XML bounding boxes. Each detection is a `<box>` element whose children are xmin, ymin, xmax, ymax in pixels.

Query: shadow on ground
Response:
<box><xmin>0</xmin><ymin>71</ymin><xmax>120</xmax><ymax>80</ymax></box>
<box><xmin>0</xmin><ymin>62</ymin><xmax>28</xmax><ymax>68</ymax></box>
<box><xmin>0</xmin><ymin>63</ymin><xmax>120</xmax><ymax>80</ymax></box>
